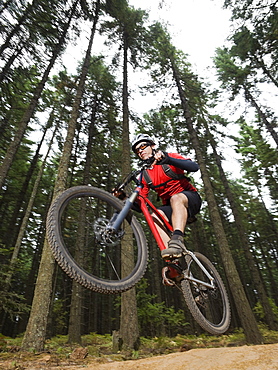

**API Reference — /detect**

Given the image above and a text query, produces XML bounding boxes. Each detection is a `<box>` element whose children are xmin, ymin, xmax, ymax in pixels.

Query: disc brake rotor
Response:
<box><xmin>93</xmin><ymin>218</ymin><xmax>124</xmax><ymax>246</ymax></box>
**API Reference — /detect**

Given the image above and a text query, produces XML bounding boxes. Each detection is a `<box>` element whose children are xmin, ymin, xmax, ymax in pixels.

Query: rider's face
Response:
<box><xmin>135</xmin><ymin>142</ymin><xmax>154</xmax><ymax>160</ymax></box>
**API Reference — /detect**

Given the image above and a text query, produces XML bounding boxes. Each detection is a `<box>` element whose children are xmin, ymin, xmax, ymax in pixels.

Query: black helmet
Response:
<box><xmin>131</xmin><ymin>133</ymin><xmax>155</xmax><ymax>152</ymax></box>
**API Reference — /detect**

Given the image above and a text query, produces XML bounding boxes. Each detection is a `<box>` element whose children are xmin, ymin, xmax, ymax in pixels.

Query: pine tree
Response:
<box><xmin>21</xmin><ymin>0</ymin><xmax>100</xmax><ymax>351</ymax></box>
<box><xmin>146</xmin><ymin>22</ymin><xmax>263</xmax><ymax>344</ymax></box>
<box><xmin>214</xmin><ymin>47</ymin><xmax>278</xmax><ymax>146</ymax></box>
<box><xmin>100</xmin><ymin>0</ymin><xmax>149</xmax><ymax>349</ymax></box>
<box><xmin>0</xmin><ymin>0</ymin><xmax>80</xmax><ymax>189</ymax></box>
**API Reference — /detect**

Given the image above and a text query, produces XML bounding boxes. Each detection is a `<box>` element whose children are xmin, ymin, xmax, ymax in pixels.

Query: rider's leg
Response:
<box><xmin>171</xmin><ymin>192</ymin><xmax>188</xmax><ymax>233</ymax></box>
<box><xmin>161</xmin><ymin>193</ymin><xmax>188</xmax><ymax>259</ymax></box>
<box><xmin>152</xmin><ymin>210</ymin><xmax>170</xmax><ymax>247</ymax></box>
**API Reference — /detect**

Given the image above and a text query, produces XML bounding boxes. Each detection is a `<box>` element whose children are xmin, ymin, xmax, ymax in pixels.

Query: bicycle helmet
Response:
<box><xmin>131</xmin><ymin>133</ymin><xmax>155</xmax><ymax>152</ymax></box>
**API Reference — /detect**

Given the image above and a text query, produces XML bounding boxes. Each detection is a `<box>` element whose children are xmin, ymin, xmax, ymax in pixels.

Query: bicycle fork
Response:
<box><xmin>111</xmin><ymin>190</ymin><xmax>139</xmax><ymax>231</ymax></box>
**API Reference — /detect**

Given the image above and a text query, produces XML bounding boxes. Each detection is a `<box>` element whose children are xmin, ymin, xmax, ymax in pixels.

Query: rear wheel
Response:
<box><xmin>46</xmin><ymin>186</ymin><xmax>148</xmax><ymax>293</ymax></box>
<box><xmin>181</xmin><ymin>252</ymin><xmax>231</xmax><ymax>334</ymax></box>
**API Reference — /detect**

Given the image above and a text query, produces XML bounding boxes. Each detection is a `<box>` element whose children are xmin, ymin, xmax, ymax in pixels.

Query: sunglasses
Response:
<box><xmin>135</xmin><ymin>142</ymin><xmax>150</xmax><ymax>154</ymax></box>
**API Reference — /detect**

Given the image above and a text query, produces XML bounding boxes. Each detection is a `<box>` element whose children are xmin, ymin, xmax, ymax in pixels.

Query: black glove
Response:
<box><xmin>157</xmin><ymin>151</ymin><xmax>170</xmax><ymax>164</ymax></box>
<box><xmin>112</xmin><ymin>188</ymin><xmax>127</xmax><ymax>200</ymax></box>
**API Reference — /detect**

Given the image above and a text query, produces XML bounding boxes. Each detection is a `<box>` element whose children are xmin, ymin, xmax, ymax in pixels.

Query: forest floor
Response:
<box><xmin>1</xmin><ymin>330</ymin><xmax>278</xmax><ymax>370</ymax></box>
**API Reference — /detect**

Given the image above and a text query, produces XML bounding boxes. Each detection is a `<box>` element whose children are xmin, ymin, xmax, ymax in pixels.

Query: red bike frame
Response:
<box><xmin>135</xmin><ymin>184</ymin><xmax>173</xmax><ymax>252</ymax></box>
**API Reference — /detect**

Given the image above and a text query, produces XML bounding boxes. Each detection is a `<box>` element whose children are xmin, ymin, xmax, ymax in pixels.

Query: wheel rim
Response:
<box><xmin>181</xmin><ymin>255</ymin><xmax>230</xmax><ymax>332</ymax></box>
<box><xmin>56</xmin><ymin>191</ymin><xmax>144</xmax><ymax>285</ymax></box>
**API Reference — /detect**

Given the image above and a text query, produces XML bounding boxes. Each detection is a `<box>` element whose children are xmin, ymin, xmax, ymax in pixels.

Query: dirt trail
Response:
<box><xmin>86</xmin><ymin>343</ymin><xmax>278</xmax><ymax>370</ymax></box>
<box><xmin>2</xmin><ymin>343</ymin><xmax>278</xmax><ymax>369</ymax></box>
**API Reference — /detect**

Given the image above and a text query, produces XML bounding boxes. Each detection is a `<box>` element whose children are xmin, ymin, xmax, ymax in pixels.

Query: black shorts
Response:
<box><xmin>158</xmin><ymin>191</ymin><xmax>202</xmax><ymax>224</ymax></box>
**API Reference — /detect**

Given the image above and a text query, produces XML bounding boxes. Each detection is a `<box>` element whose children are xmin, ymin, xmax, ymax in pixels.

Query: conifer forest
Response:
<box><xmin>0</xmin><ymin>0</ymin><xmax>277</xmax><ymax>351</ymax></box>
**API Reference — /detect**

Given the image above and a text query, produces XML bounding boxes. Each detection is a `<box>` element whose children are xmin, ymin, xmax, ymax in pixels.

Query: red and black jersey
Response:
<box><xmin>139</xmin><ymin>153</ymin><xmax>197</xmax><ymax>205</ymax></box>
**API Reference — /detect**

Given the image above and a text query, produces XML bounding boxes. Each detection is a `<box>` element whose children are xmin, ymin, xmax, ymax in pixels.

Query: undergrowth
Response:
<box><xmin>0</xmin><ymin>325</ymin><xmax>278</xmax><ymax>365</ymax></box>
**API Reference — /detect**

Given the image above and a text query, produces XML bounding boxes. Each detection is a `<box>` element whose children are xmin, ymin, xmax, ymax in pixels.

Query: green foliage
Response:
<box><xmin>214</xmin><ymin>47</ymin><xmax>252</xmax><ymax>96</ymax></box>
<box><xmin>224</xmin><ymin>0</ymin><xmax>278</xmax><ymax>74</ymax></box>
<box><xmin>1</xmin><ymin>329</ymin><xmax>278</xmax><ymax>364</ymax></box>
<box><xmin>137</xmin><ymin>104</ymin><xmax>192</xmax><ymax>153</ymax></box>
<box><xmin>136</xmin><ymin>279</ymin><xmax>188</xmax><ymax>337</ymax></box>
<box><xmin>0</xmin><ymin>270</ymin><xmax>30</xmax><ymax>320</ymax></box>
<box><xmin>253</xmin><ymin>299</ymin><xmax>278</xmax><ymax>321</ymax></box>
<box><xmin>52</xmin><ymin>299</ymin><xmax>68</xmax><ymax>335</ymax></box>
<box><xmin>234</xmin><ymin>119</ymin><xmax>278</xmax><ymax>202</ymax></box>
<box><xmin>100</xmin><ymin>1</ymin><xmax>149</xmax><ymax>68</ymax></box>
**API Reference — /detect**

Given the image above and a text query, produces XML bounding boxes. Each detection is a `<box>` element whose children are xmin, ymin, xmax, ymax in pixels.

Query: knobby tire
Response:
<box><xmin>46</xmin><ymin>186</ymin><xmax>148</xmax><ymax>294</ymax></box>
<box><xmin>181</xmin><ymin>252</ymin><xmax>231</xmax><ymax>334</ymax></box>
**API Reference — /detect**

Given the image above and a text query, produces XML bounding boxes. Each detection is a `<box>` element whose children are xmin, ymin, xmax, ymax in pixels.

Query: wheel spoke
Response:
<box><xmin>46</xmin><ymin>186</ymin><xmax>148</xmax><ymax>293</ymax></box>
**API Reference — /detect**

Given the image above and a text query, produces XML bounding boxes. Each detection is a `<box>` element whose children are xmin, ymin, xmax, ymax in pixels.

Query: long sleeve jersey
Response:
<box><xmin>139</xmin><ymin>153</ymin><xmax>199</xmax><ymax>205</ymax></box>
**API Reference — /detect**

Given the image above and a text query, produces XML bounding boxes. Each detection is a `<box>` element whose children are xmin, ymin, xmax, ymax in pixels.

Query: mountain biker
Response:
<box><xmin>131</xmin><ymin>133</ymin><xmax>202</xmax><ymax>259</ymax></box>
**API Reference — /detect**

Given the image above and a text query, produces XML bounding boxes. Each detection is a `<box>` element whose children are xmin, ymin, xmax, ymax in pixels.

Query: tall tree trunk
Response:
<box><xmin>119</xmin><ymin>33</ymin><xmax>140</xmax><ymax>351</ymax></box>
<box><xmin>3</xmin><ymin>113</ymin><xmax>53</xmax><ymax>249</ymax></box>
<box><xmin>0</xmin><ymin>0</ymin><xmax>34</xmax><ymax>56</ymax></box>
<box><xmin>0</xmin><ymin>0</ymin><xmax>79</xmax><ymax>190</ymax></box>
<box><xmin>67</xmin><ymin>94</ymin><xmax>98</xmax><ymax>344</ymax></box>
<box><xmin>0</xmin><ymin>47</ymin><xmax>21</xmax><ymax>83</ymax></box>
<box><xmin>15</xmin><ymin>219</ymin><xmax>46</xmax><ymax>335</ymax></box>
<box><xmin>243</xmin><ymin>85</ymin><xmax>278</xmax><ymax>146</ymax></box>
<box><xmin>21</xmin><ymin>2</ymin><xmax>99</xmax><ymax>351</ymax></box>
<box><xmin>253</xmin><ymin>55</ymin><xmax>278</xmax><ymax>88</ymax></box>
<box><xmin>170</xmin><ymin>57</ymin><xmax>263</xmax><ymax>344</ymax></box>
<box><xmin>4</xmin><ymin>123</ymin><xmax>57</xmax><ymax>289</ymax></box>
<box><xmin>206</xmin><ymin>124</ymin><xmax>278</xmax><ymax>330</ymax></box>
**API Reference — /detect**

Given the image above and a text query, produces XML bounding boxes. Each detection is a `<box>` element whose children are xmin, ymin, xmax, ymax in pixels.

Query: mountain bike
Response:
<box><xmin>46</xmin><ymin>162</ymin><xmax>231</xmax><ymax>335</ymax></box>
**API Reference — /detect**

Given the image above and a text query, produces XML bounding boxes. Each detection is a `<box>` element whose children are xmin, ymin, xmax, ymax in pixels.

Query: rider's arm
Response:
<box><xmin>159</xmin><ymin>152</ymin><xmax>199</xmax><ymax>172</ymax></box>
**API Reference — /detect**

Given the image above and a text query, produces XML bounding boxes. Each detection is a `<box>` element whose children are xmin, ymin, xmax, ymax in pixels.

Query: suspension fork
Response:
<box><xmin>110</xmin><ymin>189</ymin><xmax>140</xmax><ymax>231</ymax></box>
<box><xmin>110</xmin><ymin>169</ymin><xmax>146</xmax><ymax>231</ymax></box>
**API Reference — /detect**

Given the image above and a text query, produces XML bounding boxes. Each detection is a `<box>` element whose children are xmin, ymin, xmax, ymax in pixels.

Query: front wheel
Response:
<box><xmin>46</xmin><ymin>186</ymin><xmax>148</xmax><ymax>294</ymax></box>
<box><xmin>181</xmin><ymin>252</ymin><xmax>231</xmax><ymax>334</ymax></box>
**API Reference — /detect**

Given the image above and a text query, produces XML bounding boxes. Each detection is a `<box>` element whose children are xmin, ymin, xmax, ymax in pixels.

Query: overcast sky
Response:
<box><xmin>123</xmin><ymin>0</ymin><xmax>233</xmax><ymax>115</ymax></box>
<box><xmin>64</xmin><ymin>0</ymin><xmax>232</xmax><ymax>80</ymax></box>
<box><xmin>128</xmin><ymin>0</ymin><xmax>232</xmax><ymax>76</ymax></box>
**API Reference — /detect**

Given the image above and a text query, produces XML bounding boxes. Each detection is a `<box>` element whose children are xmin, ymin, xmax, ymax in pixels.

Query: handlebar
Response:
<box><xmin>112</xmin><ymin>160</ymin><xmax>154</xmax><ymax>196</ymax></box>
<box><xmin>116</xmin><ymin>170</ymin><xmax>140</xmax><ymax>191</ymax></box>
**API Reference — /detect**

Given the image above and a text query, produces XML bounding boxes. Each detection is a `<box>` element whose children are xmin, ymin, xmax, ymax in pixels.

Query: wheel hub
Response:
<box><xmin>93</xmin><ymin>218</ymin><xmax>125</xmax><ymax>246</ymax></box>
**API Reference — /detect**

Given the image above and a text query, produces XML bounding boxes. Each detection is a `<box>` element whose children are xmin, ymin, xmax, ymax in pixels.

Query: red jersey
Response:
<box><xmin>139</xmin><ymin>153</ymin><xmax>197</xmax><ymax>205</ymax></box>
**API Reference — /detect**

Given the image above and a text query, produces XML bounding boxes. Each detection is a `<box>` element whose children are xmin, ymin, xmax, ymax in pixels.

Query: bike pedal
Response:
<box><xmin>162</xmin><ymin>265</ymin><xmax>184</xmax><ymax>286</ymax></box>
